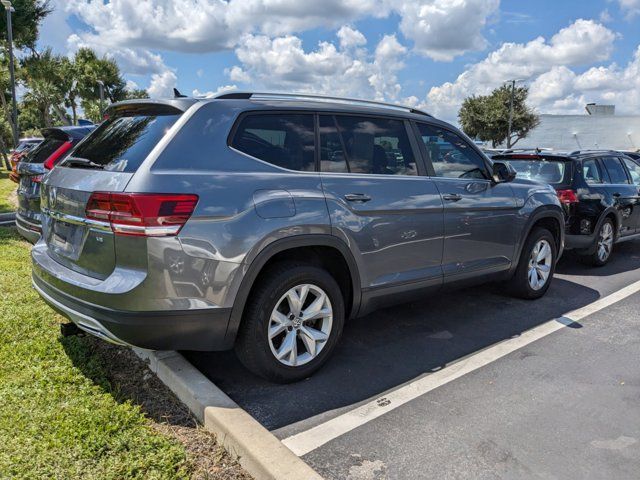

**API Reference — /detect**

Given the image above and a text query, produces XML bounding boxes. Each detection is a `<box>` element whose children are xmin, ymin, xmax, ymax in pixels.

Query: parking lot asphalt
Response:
<box><xmin>186</xmin><ymin>240</ymin><xmax>640</xmax><ymax>479</ymax></box>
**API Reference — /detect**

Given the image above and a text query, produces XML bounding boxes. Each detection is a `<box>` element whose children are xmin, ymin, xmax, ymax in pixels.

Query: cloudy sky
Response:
<box><xmin>39</xmin><ymin>0</ymin><xmax>640</xmax><ymax>122</ymax></box>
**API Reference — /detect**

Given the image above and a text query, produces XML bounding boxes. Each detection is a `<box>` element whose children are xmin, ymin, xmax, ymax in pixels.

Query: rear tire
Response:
<box><xmin>510</xmin><ymin>227</ymin><xmax>557</xmax><ymax>299</ymax></box>
<box><xmin>235</xmin><ymin>262</ymin><xmax>345</xmax><ymax>383</ymax></box>
<box><xmin>578</xmin><ymin>218</ymin><xmax>614</xmax><ymax>267</ymax></box>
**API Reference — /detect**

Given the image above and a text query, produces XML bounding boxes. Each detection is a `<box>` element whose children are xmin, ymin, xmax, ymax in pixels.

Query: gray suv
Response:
<box><xmin>32</xmin><ymin>93</ymin><xmax>564</xmax><ymax>382</ymax></box>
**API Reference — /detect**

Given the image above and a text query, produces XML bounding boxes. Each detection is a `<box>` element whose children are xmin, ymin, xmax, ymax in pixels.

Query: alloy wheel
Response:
<box><xmin>597</xmin><ymin>222</ymin><xmax>614</xmax><ymax>263</ymax></box>
<box><xmin>268</xmin><ymin>284</ymin><xmax>333</xmax><ymax>367</ymax></box>
<box><xmin>527</xmin><ymin>239</ymin><xmax>552</xmax><ymax>291</ymax></box>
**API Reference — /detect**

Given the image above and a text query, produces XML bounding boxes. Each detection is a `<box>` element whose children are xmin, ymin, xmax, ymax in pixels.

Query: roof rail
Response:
<box><xmin>214</xmin><ymin>91</ymin><xmax>431</xmax><ymax>117</ymax></box>
<box><xmin>569</xmin><ymin>149</ymin><xmax>618</xmax><ymax>155</ymax></box>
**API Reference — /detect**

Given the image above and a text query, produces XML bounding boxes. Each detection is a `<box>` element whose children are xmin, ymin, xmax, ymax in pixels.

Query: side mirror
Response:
<box><xmin>492</xmin><ymin>161</ymin><xmax>517</xmax><ymax>183</ymax></box>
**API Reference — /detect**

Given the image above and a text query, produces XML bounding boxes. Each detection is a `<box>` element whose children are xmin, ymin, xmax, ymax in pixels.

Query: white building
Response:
<box><xmin>504</xmin><ymin>105</ymin><xmax>640</xmax><ymax>151</ymax></box>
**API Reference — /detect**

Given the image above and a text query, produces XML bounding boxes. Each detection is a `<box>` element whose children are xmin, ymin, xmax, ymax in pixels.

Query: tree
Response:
<box><xmin>459</xmin><ymin>85</ymin><xmax>540</xmax><ymax>149</ymax></box>
<box><xmin>0</xmin><ymin>0</ymin><xmax>51</xmax><ymax>52</ymax></box>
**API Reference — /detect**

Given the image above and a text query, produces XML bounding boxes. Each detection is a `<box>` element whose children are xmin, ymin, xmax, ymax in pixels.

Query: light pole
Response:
<box><xmin>2</xmin><ymin>0</ymin><xmax>18</xmax><ymax>149</ymax></box>
<box><xmin>97</xmin><ymin>80</ymin><xmax>105</xmax><ymax>118</ymax></box>
<box><xmin>506</xmin><ymin>79</ymin><xmax>517</xmax><ymax>149</ymax></box>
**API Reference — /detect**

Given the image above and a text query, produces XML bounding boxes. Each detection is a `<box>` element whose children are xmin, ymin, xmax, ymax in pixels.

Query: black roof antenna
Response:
<box><xmin>173</xmin><ymin>88</ymin><xmax>187</xmax><ymax>98</ymax></box>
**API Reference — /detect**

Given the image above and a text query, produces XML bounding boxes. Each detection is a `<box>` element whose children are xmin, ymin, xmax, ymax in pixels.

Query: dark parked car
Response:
<box><xmin>15</xmin><ymin>126</ymin><xmax>94</xmax><ymax>242</ymax></box>
<box><xmin>9</xmin><ymin>137</ymin><xmax>43</xmax><ymax>182</ymax></box>
<box><xmin>493</xmin><ymin>149</ymin><xmax>640</xmax><ymax>266</ymax></box>
<box><xmin>32</xmin><ymin>93</ymin><xmax>564</xmax><ymax>382</ymax></box>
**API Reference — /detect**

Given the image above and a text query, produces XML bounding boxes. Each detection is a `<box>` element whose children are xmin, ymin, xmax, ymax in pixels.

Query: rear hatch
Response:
<box><xmin>41</xmin><ymin>103</ymin><xmax>186</xmax><ymax>280</ymax></box>
<box><xmin>17</xmin><ymin>131</ymin><xmax>73</xmax><ymax>220</ymax></box>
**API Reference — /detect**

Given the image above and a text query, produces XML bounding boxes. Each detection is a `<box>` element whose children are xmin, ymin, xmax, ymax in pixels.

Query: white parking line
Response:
<box><xmin>282</xmin><ymin>280</ymin><xmax>640</xmax><ymax>457</ymax></box>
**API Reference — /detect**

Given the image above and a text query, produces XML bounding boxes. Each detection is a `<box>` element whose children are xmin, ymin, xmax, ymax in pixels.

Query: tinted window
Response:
<box><xmin>65</xmin><ymin>113</ymin><xmax>180</xmax><ymax>172</ymax></box>
<box><xmin>319</xmin><ymin>115</ymin><xmax>348</xmax><ymax>173</ymax></box>
<box><xmin>623</xmin><ymin>158</ymin><xmax>640</xmax><ymax>186</ymax></box>
<box><xmin>504</xmin><ymin>159</ymin><xmax>566</xmax><ymax>184</ymax></box>
<box><xmin>25</xmin><ymin>138</ymin><xmax>65</xmax><ymax>164</ymax></box>
<box><xmin>582</xmin><ymin>159</ymin><xmax>603</xmax><ymax>184</ymax></box>
<box><xmin>333</xmin><ymin>115</ymin><xmax>416</xmax><ymax>175</ymax></box>
<box><xmin>601</xmin><ymin>157</ymin><xmax>629</xmax><ymax>184</ymax></box>
<box><xmin>416</xmin><ymin>123</ymin><xmax>486</xmax><ymax>179</ymax></box>
<box><xmin>232</xmin><ymin>114</ymin><xmax>315</xmax><ymax>171</ymax></box>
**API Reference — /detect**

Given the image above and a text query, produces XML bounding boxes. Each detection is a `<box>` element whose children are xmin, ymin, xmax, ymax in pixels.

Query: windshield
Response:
<box><xmin>503</xmin><ymin>159</ymin><xmax>567</xmax><ymax>184</ymax></box>
<box><xmin>63</xmin><ymin>113</ymin><xmax>180</xmax><ymax>172</ymax></box>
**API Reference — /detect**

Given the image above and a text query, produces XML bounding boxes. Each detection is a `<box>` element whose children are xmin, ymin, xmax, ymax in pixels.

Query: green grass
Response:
<box><xmin>0</xmin><ymin>228</ymin><xmax>191</xmax><ymax>479</ymax></box>
<box><xmin>0</xmin><ymin>170</ymin><xmax>16</xmax><ymax>214</ymax></box>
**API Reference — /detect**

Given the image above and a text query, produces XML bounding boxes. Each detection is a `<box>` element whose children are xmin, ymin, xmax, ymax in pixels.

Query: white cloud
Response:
<box><xmin>228</xmin><ymin>30</ymin><xmax>406</xmax><ymax>101</ymax></box>
<box><xmin>147</xmin><ymin>70</ymin><xmax>178</xmax><ymax>98</ymax></box>
<box><xmin>618</xmin><ymin>0</ymin><xmax>640</xmax><ymax>19</ymax></box>
<box><xmin>423</xmin><ymin>19</ymin><xmax>618</xmax><ymax>121</ymax></box>
<box><xmin>398</xmin><ymin>0</ymin><xmax>500</xmax><ymax>61</ymax></box>
<box><xmin>192</xmin><ymin>85</ymin><xmax>238</xmax><ymax>97</ymax></box>
<box><xmin>64</xmin><ymin>0</ymin><xmax>496</xmax><ymax>61</ymax></box>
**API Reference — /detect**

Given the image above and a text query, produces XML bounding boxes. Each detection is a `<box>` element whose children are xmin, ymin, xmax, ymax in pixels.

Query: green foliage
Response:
<box><xmin>125</xmin><ymin>88</ymin><xmax>150</xmax><ymax>100</ymax></box>
<box><xmin>459</xmin><ymin>85</ymin><xmax>540</xmax><ymax>149</ymax></box>
<box><xmin>0</xmin><ymin>0</ymin><xmax>51</xmax><ymax>51</ymax></box>
<box><xmin>0</xmin><ymin>226</ymin><xmax>191</xmax><ymax>478</ymax></box>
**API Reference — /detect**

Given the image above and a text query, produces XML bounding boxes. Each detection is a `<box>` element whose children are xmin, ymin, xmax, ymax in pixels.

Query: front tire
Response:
<box><xmin>578</xmin><ymin>218</ymin><xmax>614</xmax><ymax>267</ymax></box>
<box><xmin>510</xmin><ymin>227</ymin><xmax>557</xmax><ymax>299</ymax></box>
<box><xmin>235</xmin><ymin>262</ymin><xmax>345</xmax><ymax>383</ymax></box>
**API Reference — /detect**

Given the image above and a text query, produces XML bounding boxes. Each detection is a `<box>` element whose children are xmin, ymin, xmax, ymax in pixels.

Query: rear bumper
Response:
<box><xmin>15</xmin><ymin>213</ymin><xmax>41</xmax><ymax>244</ymax></box>
<box><xmin>33</xmin><ymin>274</ymin><xmax>233</xmax><ymax>351</ymax></box>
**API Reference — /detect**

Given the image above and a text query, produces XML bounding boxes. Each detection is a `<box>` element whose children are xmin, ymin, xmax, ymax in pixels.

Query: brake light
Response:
<box><xmin>31</xmin><ymin>175</ymin><xmax>44</xmax><ymax>183</ymax></box>
<box><xmin>43</xmin><ymin>141</ymin><xmax>73</xmax><ymax>170</ymax></box>
<box><xmin>556</xmin><ymin>189</ymin><xmax>578</xmax><ymax>204</ymax></box>
<box><xmin>85</xmin><ymin>193</ymin><xmax>198</xmax><ymax>237</ymax></box>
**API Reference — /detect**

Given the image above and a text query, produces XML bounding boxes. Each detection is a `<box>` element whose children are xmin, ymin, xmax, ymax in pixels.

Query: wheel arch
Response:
<box><xmin>223</xmin><ymin>235</ymin><xmax>362</xmax><ymax>347</ymax></box>
<box><xmin>510</xmin><ymin>205</ymin><xmax>565</xmax><ymax>275</ymax></box>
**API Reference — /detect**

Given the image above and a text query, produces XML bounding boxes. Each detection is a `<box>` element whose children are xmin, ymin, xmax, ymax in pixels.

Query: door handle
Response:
<box><xmin>442</xmin><ymin>193</ymin><xmax>462</xmax><ymax>202</ymax></box>
<box><xmin>344</xmin><ymin>193</ymin><xmax>372</xmax><ymax>203</ymax></box>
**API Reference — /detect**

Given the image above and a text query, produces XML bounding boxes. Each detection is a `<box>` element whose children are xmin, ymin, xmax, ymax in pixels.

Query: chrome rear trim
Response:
<box><xmin>42</xmin><ymin>207</ymin><xmax>111</xmax><ymax>232</ymax></box>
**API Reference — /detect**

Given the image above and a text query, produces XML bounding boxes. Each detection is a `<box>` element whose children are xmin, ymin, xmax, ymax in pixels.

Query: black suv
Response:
<box><xmin>494</xmin><ymin>150</ymin><xmax>640</xmax><ymax>266</ymax></box>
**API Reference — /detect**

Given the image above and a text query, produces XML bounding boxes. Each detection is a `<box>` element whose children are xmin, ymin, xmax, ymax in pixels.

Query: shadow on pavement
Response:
<box><xmin>186</xmin><ymin>275</ymin><xmax>600</xmax><ymax>431</ymax></box>
<box><xmin>557</xmin><ymin>238</ymin><xmax>640</xmax><ymax>277</ymax></box>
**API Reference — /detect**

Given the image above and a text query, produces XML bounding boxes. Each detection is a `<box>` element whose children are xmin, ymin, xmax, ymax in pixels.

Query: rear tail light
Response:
<box><xmin>556</xmin><ymin>189</ymin><xmax>578</xmax><ymax>204</ymax></box>
<box><xmin>43</xmin><ymin>141</ymin><xmax>73</xmax><ymax>170</ymax></box>
<box><xmin>85</xmin><ymin>193</ymin><xmax>198</xmax><ymax>237</ymax></box>
<box><xmin>31</xmin><ymin>175</ymin><xmax>44</xmax><ymax>183</ymax></box>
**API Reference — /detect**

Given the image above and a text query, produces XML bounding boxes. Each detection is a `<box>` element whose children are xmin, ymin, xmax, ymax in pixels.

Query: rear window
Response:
<box><xmin>64</xmin><ymin>113</ymin><xmax>180</xmax><ymax>172</ymax></box>
<box><xmin>25</xmin><ymin>138</ymin><xmax>65</xmax><ymax>164</ymax></box>
<box><xmin>501</xmin><ymin>158</ymin><xmax>567</xmax><ymax>184</ymax></box>
<box><xmin>231</xmin><ymin>114</ymin><xmax>315</xmax><ymax>171</ymax></box>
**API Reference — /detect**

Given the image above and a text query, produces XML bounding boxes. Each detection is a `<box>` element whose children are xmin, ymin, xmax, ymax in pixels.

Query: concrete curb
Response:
<box><xmin>134</xmin><ymin>348</ymin><xmax>323</xmax><ymax>480</ymax></box>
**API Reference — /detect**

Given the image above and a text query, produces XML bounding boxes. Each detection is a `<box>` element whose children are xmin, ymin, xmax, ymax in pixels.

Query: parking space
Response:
<box><xmin>186</xmin><ymin>242</ymin><xmax>640</xmax><ymax>479</ymax></box>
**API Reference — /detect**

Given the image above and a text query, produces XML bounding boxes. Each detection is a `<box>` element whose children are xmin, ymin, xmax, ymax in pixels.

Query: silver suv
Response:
<box><xmin>32</xmin><ymin>93</ymin><xmax>564</xmax><ymax>382</ymax></box>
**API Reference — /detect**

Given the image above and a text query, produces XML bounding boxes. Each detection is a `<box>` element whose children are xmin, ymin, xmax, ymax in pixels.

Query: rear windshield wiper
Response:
<box><xmin>62</xmin><ymin>157</ymin><xmax>104</xmax><ymax>169</ymax></box>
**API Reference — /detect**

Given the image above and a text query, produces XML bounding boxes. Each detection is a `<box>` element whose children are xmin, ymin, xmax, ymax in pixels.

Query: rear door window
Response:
<box><xmin>64</xmin><ymin>113</ymin><xmax>181</xmax><ymax>172</ymax></box>
<box><xmin>582</xmin><ymin>159</ymin><xmax>603</xmax><ymax>184</ymax></box>
<box><xmin>601</xmin><ymin>157</ymin><xmax>630</xmax><ymax>184</ymax></box>
<box><xmin>331</xmin><ymin>115</ymin><xmax>417</xmax><ymax>176</ymax></box>
<box><xmin>231</xmin><ymin>114</ymin><xmax>315</xmax><ymax>171</ymax></box>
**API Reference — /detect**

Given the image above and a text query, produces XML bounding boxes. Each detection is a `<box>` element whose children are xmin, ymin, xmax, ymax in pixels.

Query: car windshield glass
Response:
<box><xmin>64</xmin><ymin>113</ymin><xmax>180</xmax><ymax>172</ymax></box>
<box><xmin>503</xmin><ymin>159</ymin><xmax>566</xmax><ymax>184</ymax></box>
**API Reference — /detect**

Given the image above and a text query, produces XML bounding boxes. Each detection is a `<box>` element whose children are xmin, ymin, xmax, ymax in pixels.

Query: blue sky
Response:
<box><xmin>38</xmin><ymin>0</ymin><xmax>640</xmax><ymax>121</ymax></box>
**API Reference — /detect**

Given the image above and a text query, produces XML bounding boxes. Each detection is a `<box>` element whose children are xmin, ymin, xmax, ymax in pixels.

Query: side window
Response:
<box><xmin>416</xmin><ymin>123</ymin><xmax>487</xmax><ymax>179</ymax></box>
<box><xmin>623</xmin><ymin>158</ymin><xmax>640</xmax><ymax>186</ymax></box>
<box><xmin>582</xmin><ymin>159</ymin><xmax>603</xmax><ymax>184</ymax></box>
<box><xmin>601</xmin><ymin>156</ymin><xmax>630</xmax><ymax>184</ymax></box>
<box><xmin>319</xmin><ymin>115</ymin><xmax>348</xmax><ymax>173</ymax></box>
<box><xmin>332</xmin><ymin>115</ymin><xmax>417</xmax><ymax>176</ymax></box>
<box><xmin>231</xmin><ymin>114</ymin><xmax>315</xmax><ymax>171</ymax></box>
